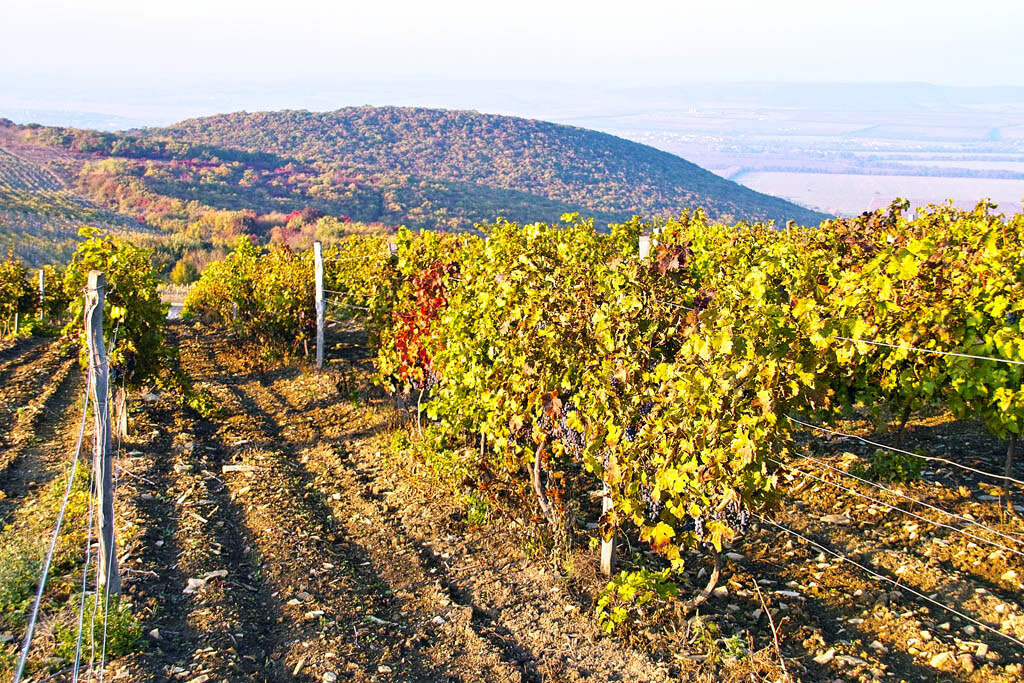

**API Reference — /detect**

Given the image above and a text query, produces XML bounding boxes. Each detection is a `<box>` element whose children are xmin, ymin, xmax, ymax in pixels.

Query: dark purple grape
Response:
<box><xmin>688</xmin><ymin>501</ymin><xmax>750</xmax><ymax>542</ymax></box>
<box><xmin>624</xmin><ymin>425</ymin><xmax>638</xmax><ymax>443</ymax></box>
<box><xmin>640</xmin><ymin>487</ymin><xmax>663</xmax><ymax>522</ymax></box>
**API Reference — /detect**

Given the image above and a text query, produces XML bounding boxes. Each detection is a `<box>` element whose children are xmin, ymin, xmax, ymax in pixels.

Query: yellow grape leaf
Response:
<box><xmin>648</xmin><ymin>522</ymin><xmax>676</xmax><ymax>549</ymax></box>
<box><xmin>896</xmin><ymin>253</ymin><xmax>919</xmax><ymax>280</ymax></box>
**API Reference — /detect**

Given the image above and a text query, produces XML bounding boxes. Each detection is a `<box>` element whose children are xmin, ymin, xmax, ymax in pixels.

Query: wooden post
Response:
<box><xmin>638</xmin><ymin>235</ymin><xmax>651</xmax><ymax>259</ymax></box>
<box><xmin>601</xmin><ymin>238</ymin><xmax>658</xmax><ymax>576</ymax></box>
<box><xmin>1005</xmin><ymin>434</ymin><xmax>1017</xmax><ymax>513</ymax></box>
<box><xmin>13</xmin><ymin>312</ymin><xmax>18</xmax><ymax>335</ymax></box>
<box><xmin>388</xmin><ymin>241</ymin><xmax>399</xmax><ymax>257</ymax></box>
<box><xmin>86</xmin><ymin>271</ymin><xmax>120</xmax><ymax>596</ymax></box>
<box><xmin>600</xmin><ymin>478</ymin><xmax>617</xmax><ymax>576</ymax></box>
<box><xmin>314</xmin><ymin>241</ymin><xmax>325</xmax><ymax>370</ymax></box>
<box><xmin>38</xmin><ymin>269</ymin><xmax>44</xmax><ymax>321</ymax></box>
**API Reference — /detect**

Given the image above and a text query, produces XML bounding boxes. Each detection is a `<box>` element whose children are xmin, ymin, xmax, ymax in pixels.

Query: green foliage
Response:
<box><xmin>40</xmin><ymin>264</ymin><xmax>72</xmax><ymax>322</ymax></box>
<box><xmin>464</xmin><ymin>492</ymin><xmax>491</xmax><ymax>526</ymax></box>
<box><xmin>0</xmin><ymin>542</ymin><xmax>39</xmax><ymax>618</ymax></box>
<box><xmin>686</xmin><ymin>615</ymin><xmax>721</xmax><ymax>654</ymax></box>
<box><xmin>850</xmin><ymin>449</ymin><xmax>924</xmax><ymax>483</ymax></box>
<box><xmin>0</xmin><ymin>460</ymin><xmax>91</xmax><ymax>637</ymax></box>
<box><xmin>183</xmin><ymin>237</ymin><xmax>316</xmax><ymax>355</ymax></box>
<box><xmin>169</xmin><ymin>259</ymin><xmax>199</xmax><ymax>284</ymax></box>
<box><xmin>800</xmin><ymin>201</ymin><xmax>1024</xmax><ymax>441</ymax></box>
<box><xmin>62</xmin><ymin>227</ymin><xmax>169</xmax><ymax>388</ymax></box>
<box><xmin>596</xmin><ymin>568</ymin><xmax>679</xmax><ymax>634</ymax></box>
<box><xmin>54</xmin><ymin>594</ymin><xmax>142</xmax><ymax>662</ymax></box>
<box><xmin>0</xmin><ymin>249</ymin><xmax>35</xmax><ymax>335</ymax></box>
<box><xmin>390</xmin><ymin>427</ymin><xmax>473</xmax><ymax>492</ymax></box>
<box><xmin>184</xmin><ymin>201</ymin><xmax>1024</xmax><ymax>629</ymax></box>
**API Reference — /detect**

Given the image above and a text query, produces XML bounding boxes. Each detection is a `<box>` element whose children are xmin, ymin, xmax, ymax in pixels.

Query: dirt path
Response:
<box><xmin>0</xmin><ymin>338</ymin><xmax>82</xmax><ymax>523</ymax></box>
<box><xmin>0</xmin><ymin>336</ymin><xmax>51</xmax><ymax>387</ymax></box>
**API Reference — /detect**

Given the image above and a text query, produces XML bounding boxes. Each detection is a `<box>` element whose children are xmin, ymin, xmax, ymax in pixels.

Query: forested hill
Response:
<box><xmin>153</xmin><ymin>106</ymin><xmax>826</xmax><ymax>226</ymax></box>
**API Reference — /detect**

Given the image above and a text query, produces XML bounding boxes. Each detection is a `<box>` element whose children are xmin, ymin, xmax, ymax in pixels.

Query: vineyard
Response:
<box><xmin>0</xmin><ymin>150</ymin><xmax>63</xmax><ymax>192</ymax></box>
<box><xmin>3</xmin><ymin>203</ymin><xmax>1024</xmax><ymax>682</ymax></box>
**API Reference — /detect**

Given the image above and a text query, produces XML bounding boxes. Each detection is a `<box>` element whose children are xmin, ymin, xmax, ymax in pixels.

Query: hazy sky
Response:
<box><xmin>2</xmin><ymin>0</ymin><xmax>1023</xmax><ymax>121</ymax></box>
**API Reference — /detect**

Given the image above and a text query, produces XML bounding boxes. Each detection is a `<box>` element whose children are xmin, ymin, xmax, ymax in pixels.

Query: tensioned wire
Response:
<box><xmin>12</xmin><ymin>379</ymin><xmax>92</xmax><ymax>683</ymax></box>
<box><xmin>786</xmin><ymin>414</ymin><xmax>1024</xmax><ymax>488</ymax></box>
<box><xmin>768</xmin><ymin>452</ymin><xmax>1024</xmax><ymax>559</ymax></box>
<box><xmin>757</xmin><ymin>513</ymin><xmax>1024</xmax><ymax>650</ymax></box>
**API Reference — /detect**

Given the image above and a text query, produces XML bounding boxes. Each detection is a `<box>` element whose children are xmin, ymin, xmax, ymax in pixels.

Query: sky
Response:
<box><xmin>2</xmin><ymin>0</ymin><xmax>1024</xmax><ymax>124</ymax></box>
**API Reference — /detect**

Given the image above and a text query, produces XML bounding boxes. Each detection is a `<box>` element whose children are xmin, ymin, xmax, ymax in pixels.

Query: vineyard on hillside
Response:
<box><xmin>4</xmin><ymin>203</ymin><xmax>1024</xmax><ymax>682</ymax></box>
<box><xmin>0</xmin><ymin>149</ymin><xmax>63</xmax><ymax>192</ymax></box>
<box><xmin>184</xmin><ymin>201</ymin><xmax>1024</xmax><ymax>625</ymax></box>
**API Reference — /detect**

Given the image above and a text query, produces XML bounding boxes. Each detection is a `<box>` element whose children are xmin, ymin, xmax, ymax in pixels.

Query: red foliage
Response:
<box><xmin>392</xmin><ymin>260</ymin><xmax>458</xmax><ymax>388</ymax></box>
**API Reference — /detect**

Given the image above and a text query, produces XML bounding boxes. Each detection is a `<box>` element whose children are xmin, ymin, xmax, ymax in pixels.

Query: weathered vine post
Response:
<box><xmin>86</xmin><ymin>271</ymin><xmax>120</xmax><ymax>595</ymax></box>
<box><xmin>38</xmin><ymin>269</ymin><xmax>44</xmax><ymax>321</ymax></box>
<box><xmin>600</xmin><ymin>480</ymin><xmax>617</xmax><ymax>576</ymax></box>
<box><xmin>638</xmin><ymin>235</ymin><xmax>652</xmax><ymax>259</ymax></box>
<box><xmin>314</xmin><ymin>241</ymin><xmax>325</xmax><ymax>370</ymax></box>
<box><xmin>601</xmin><ymin>234</ymin><xmax>657</xmax><ymax>575</ymax></box>
<box><xmin>1005</xmin><ymin>434</ymin><xmax>1017</xmax><ymax>513</ymax></box>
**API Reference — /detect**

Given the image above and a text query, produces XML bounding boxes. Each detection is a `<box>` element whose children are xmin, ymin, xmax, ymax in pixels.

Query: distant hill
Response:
<box><xmin>0</xmin><ymin>106</ymin><xmax>827</xmax><ymax>270</ymax></box>
<box><xmin>151</xmin><ymin>106</ymin><xmax>827</xmax><ymax>227</ymax></box>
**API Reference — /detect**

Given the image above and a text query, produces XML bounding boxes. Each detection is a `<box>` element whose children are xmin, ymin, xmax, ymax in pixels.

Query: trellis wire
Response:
<box><xmin>789</xmin><ymin>443</ymin><xmax>1024</xmax><ymax>547</ymax></box>
<box><xmin>786</xmin><ymin>414</ymin><xmax>1024</xmax><ymax>488</ymax></box>
<box><xmin>325</xmin><ymin>296</ymin><xmax>372</xmax><ymax>311</ymax></box>
<box><xmin>98</xmin><ymin>368</ymin><xmax>128</xmax><ymax>682</ymax></box>
<box><xmin>768</xmin><ymin>453</ymin><xmax>1024</xmax><ymax>558</ymax></box>
<box><xmin>757</xmin><ymin>513</ymin><xmax>1024</xmax><ymax>650</ymax></box>
<box><xmin>71</xmin><ymin>442</ymin><xmax>98</xmax><ymax>682</ymax></box>
<box><xmin>835</xmin><ymin>335</ymin><xmax>1024</xmax><ymax>367</ymax></box>
<box><xmin>322</xmin><ymin>249</ymin><xmax>391</xmax><ymax>264</ymax></box>
<box><xmin>12</xmin><ymin>381</ymin><xmax>92</xmax><ymax>683</ymax></box>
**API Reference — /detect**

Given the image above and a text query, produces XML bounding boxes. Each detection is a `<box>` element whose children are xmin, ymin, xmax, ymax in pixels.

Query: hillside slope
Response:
<box><xmin>154</xmin><ymin>106</ymin><xmax>827</xmax><ymax>226</ymax></box>
<box><xmin>0</xmin><ymin>122</ymin><xmax>151</xmax><ymax>265</ymax></box>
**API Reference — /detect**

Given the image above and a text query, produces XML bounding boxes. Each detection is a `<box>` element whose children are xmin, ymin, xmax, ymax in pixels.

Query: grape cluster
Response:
<box><xmin>623</xmin><ymin>402</ymin><xmax>653</xmax><ymax>444</ymax></box>
<box><xmin>110</xmin><ymin>353</ymin><xmax>136</xmax><ymax>383</ymax></box>
<box><xmin>692</xmin><ymin>289</ymin><xmax>715</xmax><ymax>314</ymax></box>
<box><xmin>537</xmin><ymin>397</ymin><xmax>587</xmax><ymax>456</ymax></box>
<box><xmin>415</xmin><ymin>368</ymin><xmax>440</xmax><ymax>391</ymax></box>
<box><xmin>692</xmin><ymin>500</ymin><xmax>750</xmax><ymax>539</ymax></box>
<box><xmin>624</xmin><ymin>424</ymin><xmax>638</xmax><ymax>443</ymax></box>
<box><xmin>558</xmin><ymin>400</ymin><xmax>585</xmax><ymax>456</ymax></box>
<box><xmin>640</xmin><ymin>486</ymin><xmax>663</xmax><ymax>521</ymax></box>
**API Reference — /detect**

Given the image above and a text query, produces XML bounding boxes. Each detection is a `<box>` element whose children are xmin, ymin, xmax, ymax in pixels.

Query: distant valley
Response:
<box><xmin>555</xmin><ymin>83</ymin><xmax>1024</xmax><ymax>215</ymax></box>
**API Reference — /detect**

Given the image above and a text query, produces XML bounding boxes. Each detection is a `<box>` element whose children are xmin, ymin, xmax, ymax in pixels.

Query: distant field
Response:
<box><xmin>733</xmin><ymin>171</ymin><xmax>1024</xmax><ymax>216</ymax></box>
<box><xmin>896</xmin><ymin>160</ymin><xmax>1024</xmax><ymax>172</ymax></box>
